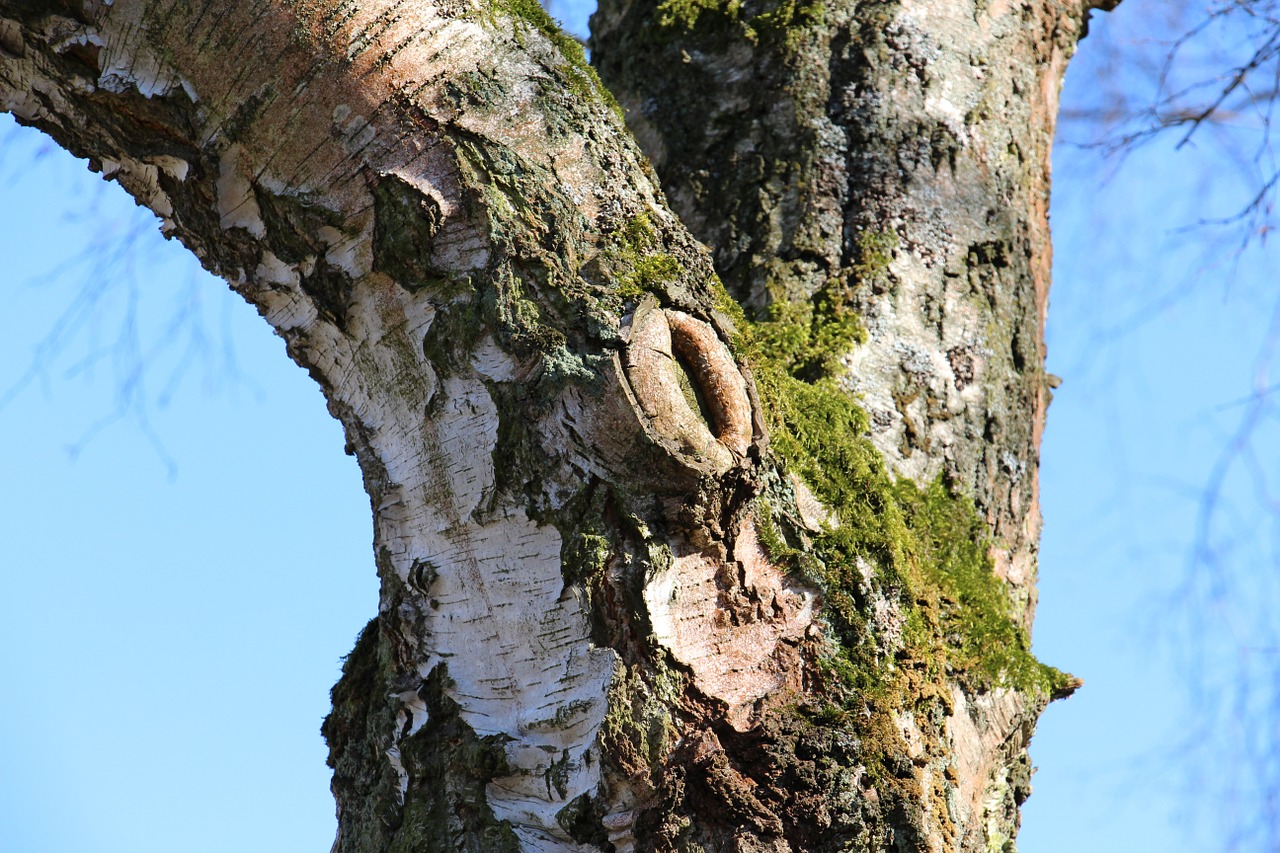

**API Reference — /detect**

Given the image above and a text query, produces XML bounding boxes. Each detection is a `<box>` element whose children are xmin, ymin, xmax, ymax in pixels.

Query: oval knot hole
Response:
<box><xmin>664</xmin><ymin>310</ymin><xmax>752</xmax><ymax>457</ymax></box>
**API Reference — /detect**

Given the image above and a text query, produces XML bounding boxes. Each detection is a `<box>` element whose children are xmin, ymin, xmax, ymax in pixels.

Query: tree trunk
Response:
<box><xmin>0</xmin><ymin>0</ymin><xmax>1098</xmax><ymax>850</ymax></box>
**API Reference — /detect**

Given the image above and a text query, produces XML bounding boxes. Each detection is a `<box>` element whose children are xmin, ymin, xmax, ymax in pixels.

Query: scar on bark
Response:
<box><xmin>622</xmin><ymin>297</ymin><xmax>753</xmax><ymax>473</ymax></box>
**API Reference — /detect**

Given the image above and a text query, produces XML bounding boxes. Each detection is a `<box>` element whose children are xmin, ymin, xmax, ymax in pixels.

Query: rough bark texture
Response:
<box><xmin>593</xmin><ymin>0</ymin><xmax>1077</xmax><ymax>612</ymax></box>
<box><xmin>0</xmin><ymin>0</ymin><xmax>1098</xmax><ymax>850</ymax></box>
<box><xmin>590</xmin><ymin>1</ymin><xmax>1092</xmax><ymax>847</ymax></box>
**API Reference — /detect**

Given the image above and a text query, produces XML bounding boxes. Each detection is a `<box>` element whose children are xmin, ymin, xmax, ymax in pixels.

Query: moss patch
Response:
<box><xmin>653</xmin><ymin>0</ymin><xmax>825</xmax><ymax>52</ymax></box>
<box><xmin>370</xmin><ymin>172</ymin><xmax>444</xmax><ymax>290</ymax></box>
<box><xmin>751</xmin><ymin>278</ymin><xmax>866</xmax><ymax>382</ymax></box>
<box><xmin>590</xmin><ymin>213</ymin><xmax>686</xmax><ymax>304</ymax></box>
<box><xmin>851</xmin><ymin>227</ymin><xmax>897</xmax><ymax>288</ymax></box>
<box><xmin>724</xmin><ymin>274</ymin><xmax>1068</xmax><ymax>699</ymax></box>
<box><xmin>655</xmin><ymin>0</ymin><xmax>740</xmax><ymax>31</ymax></box>
<box><xmin>601</xmin><ymin>663</ymin><xmax>682</xmax><ymax>779</ymax></box>
<box><xmin>484</xmin><ymin>0</ymin><xmax>623</xmax><ymax>119</ymax></box>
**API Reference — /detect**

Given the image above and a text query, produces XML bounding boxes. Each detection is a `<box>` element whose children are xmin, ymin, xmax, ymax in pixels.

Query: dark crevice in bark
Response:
<box><xmin>324</xmin><ymin>615</ymin><xmax>526</xmax><ymax>853</ymax></box>
<box><xmin>323</xmin><ymin>617</ymin><xmax>406</xmax><ymax>853</ymax></box>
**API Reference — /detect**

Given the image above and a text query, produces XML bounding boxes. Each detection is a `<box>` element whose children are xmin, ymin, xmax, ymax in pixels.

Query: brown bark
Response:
<box><xmin>0</xmin><ymin>0</ymin><xmax>1101</xmax><ymax>849</ymax></box>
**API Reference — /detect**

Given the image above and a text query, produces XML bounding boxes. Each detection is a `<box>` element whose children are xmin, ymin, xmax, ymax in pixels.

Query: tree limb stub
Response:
<box><xmin>621</xmin><ymin>296</ymin><xmax>755</xmax><ymax>477</ymax></box>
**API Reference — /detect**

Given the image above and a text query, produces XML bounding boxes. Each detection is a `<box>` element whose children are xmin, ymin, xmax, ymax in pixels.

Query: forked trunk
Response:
<box><xmin>0</xmin><ymin>0</ymin><xmax>1100</xmax><ymax>849</ymax></box>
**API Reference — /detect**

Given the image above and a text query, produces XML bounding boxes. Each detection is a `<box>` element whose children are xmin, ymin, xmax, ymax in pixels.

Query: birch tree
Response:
<box><xmin>0</xmin><ymin>0</ymin><xmax>1109</xmax><ymax>849</ymax></box>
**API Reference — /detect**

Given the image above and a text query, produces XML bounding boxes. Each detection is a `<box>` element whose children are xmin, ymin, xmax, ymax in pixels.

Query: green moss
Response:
<box><xmin>633</xmin><ymin>254</ymin><xmax>683</xmax><ymax>288</ymax></box>
<box><xmin>421</xmin><ymin>290</ymin><xmax>482</xmax><ymax>377</ymax></box>
<box><xmin>601</xmin><ymin>663</ymin><xmax>682</xmax><ymax>776</ymax></box>
<box><xmin>897</xmin><ymin>480</ymin><xmax>1064</xmax><ymax>691</ymax></box>
<box><xmin>485</xmin><ymin>0</ymin><xmax>623</xmax><ymax>119</ymax></box>
<box><xmin>622</xmin><ymin>213</ymin><xmax>655</xmax><ymax>247</ymax></box>
<box><xmin>713</xmin><ymin>235</ymin><xmax>1055</xmax><ymax>695</ymax></box>
<box><xmin>653</xmin><ymin>0</ymin><xmax>824</xmax><ymax>52</ymax></box>
<box><xmin>725</xmin><ymin>270</ymin><xmax>1066</xmax><ymax>698</ymax></box>
<box><xmin>656</xmin><ymin>0</ymin><xmax>740</xmax><ymax>30</ymax></box>
<box><xmin>565</xmin><ymin>532</ymin><xmax>611</xmax><ymax>582</ymax></box>
<box><xmin>852</xmin><ymin>227</ymin><xmax>898</xmax><ymax>286</ymax></box>
<box><xmin>751</xmin><ymin>283</ymin><xmax>866</xmax><ymax>382</ymax></box>
<box><xmin>750</xmin><ymin>0</ymin><xmax>825</xmax><ymax>49</ymax></box>
<box><xmin>555</xmin><ymin>793</ymin><xmax>610</xmax><ymax>848</ymax></box>
<box><xmin>595</xmin><ymin>213</ymin><xmax>686</xmax><ymax>302</ymax></box>
<box><xmin>369</xmin><ymin>174</ymin><xmax>449</xmax><ymax>291</ymax></box>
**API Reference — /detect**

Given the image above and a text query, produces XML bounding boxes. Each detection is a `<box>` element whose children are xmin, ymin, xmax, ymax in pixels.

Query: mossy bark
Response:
<box><xmin>592</xmin><ymin>0</ymin><xmax>1098</xmax><ymax>847</ymax></box>
<box><xmin>1</xmin><ymin>0</ymin><xmax>1100</xmax><ymax>850</ymax></box>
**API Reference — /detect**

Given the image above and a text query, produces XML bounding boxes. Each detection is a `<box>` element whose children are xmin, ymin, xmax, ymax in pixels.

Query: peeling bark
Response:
<box><xmin>1</xmin><ymin>0</ymin><xmax>1098</xmax><ymax>850</ymax></box>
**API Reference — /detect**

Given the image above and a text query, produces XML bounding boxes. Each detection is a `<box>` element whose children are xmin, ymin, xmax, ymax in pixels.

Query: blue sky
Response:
<box><xmin>0</xmin><ymin>127</ymin><xmax>376</xmax><ymax>852</ymax></box>
<box><xmin>3</xmin><ymin>1</ymin><xmax>1279</xmax><ymax>851</ymax></box>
